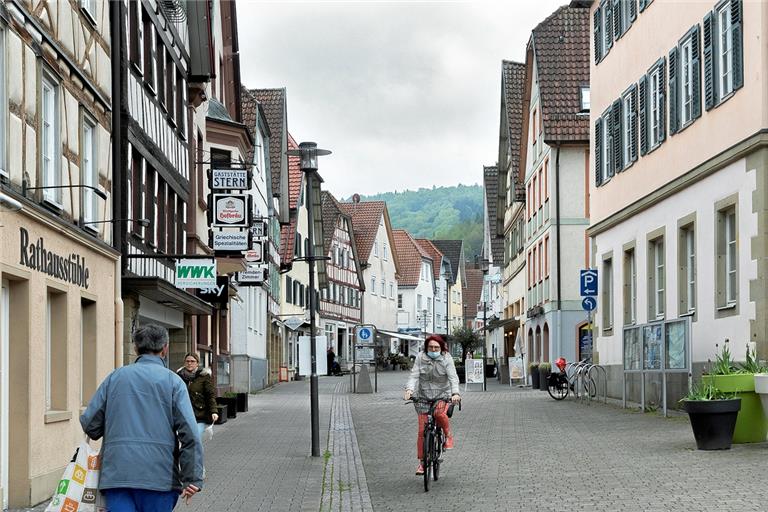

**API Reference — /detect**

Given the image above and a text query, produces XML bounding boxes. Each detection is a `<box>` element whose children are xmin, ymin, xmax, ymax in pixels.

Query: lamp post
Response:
<box><xmin>286</xmin><ymin>141</ymin><xmax>331</xmax><ymax>458</ymax></box>
<box><xmin>481</xmin><ymin>258</ymin><xmax>490</xmax><ymax>392</ymax></box>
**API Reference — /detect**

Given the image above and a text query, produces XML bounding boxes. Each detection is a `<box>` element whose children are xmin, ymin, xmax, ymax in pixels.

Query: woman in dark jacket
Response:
<box><xmin>177</xmin><ymin>353</ymin><xmax>218</xmax><ymax>438</ymax></box>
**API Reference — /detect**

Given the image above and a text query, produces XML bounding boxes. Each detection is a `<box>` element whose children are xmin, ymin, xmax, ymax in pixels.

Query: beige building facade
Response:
<box><xmin>584</xmin><ymin>0</ymin><xmax>766</xmax><ymax>400</ymax></box>
<box><xmin>0</xmin><ymin>0</ymin><xmax>116</xmax><ymax>506</ymax></box>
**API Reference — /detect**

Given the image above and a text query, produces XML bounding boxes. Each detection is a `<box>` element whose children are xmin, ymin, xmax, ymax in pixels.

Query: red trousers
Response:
<box><xmin>416</xmin><ymin>401</ymin><xmax>451</xmax><ymax>460</ymax></box>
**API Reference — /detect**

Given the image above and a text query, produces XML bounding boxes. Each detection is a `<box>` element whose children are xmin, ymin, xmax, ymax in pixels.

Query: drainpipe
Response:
<box><xmin>111</xmin><ymin>0</ymin><xmax>124</xmax><ymax>368</ymax></box>
<box><xmin>555</xmin><ymin>143</ymin><xmax>562</xmax><ymax>357</ymax></box>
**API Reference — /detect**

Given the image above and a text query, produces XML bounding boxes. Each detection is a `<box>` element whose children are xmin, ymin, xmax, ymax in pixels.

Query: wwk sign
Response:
<box><xmin>176</xmin><ymin>258</ymin><xmax>217</xmax><ymax>289</ymax></box>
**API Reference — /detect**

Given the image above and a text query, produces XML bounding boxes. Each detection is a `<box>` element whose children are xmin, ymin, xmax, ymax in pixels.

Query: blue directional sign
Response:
<box><xmin>582</xmin><ymin>296</ymin><xmax>597</xmax><ymax>312</ymax></box>
<box><xmin>357</xmin><ymin>326</ymin><xmax>375</xmax><ymax>344</ymax></box>
<box><xmin>580</xmin><ymin>269</ymin><xmax>598</xmax><ymax>297</ymax></box>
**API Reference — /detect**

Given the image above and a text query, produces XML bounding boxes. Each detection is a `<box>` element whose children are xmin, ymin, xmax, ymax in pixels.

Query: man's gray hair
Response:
<box><xmin>133</xmin><ymin>324</ymin><xmax>169</xmax><ymax>354</ymax></box>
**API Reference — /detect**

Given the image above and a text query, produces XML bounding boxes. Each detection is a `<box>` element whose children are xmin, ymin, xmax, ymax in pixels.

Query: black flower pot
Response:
<box><xmin>530</xmin><ymin>369</ymin><xmax>540</xmax><ymax>389</ymax></box>
<box><xmin>682</xmin><ymin>398</ymin><xmax>741</xmax><ymax>450</ymax></box>
<box><xmin>216</xmin><ymin>397</ymin><xmax>237</xmax><ymax>419</ymax></box>
<box><xmin>214</xmin><ymin>404</ymin><xmax>227</xmax><ymax>424</ymax></box>
<box><xmin>538</xmin><ymin>368</ymin><xmax>550</xmax><ymax>391</ymax></box>
<box><xmin>456</xmin><ymin>366</ymin><xmax>466</xmax><ymax>384</ymax></box>
<box><xmin>236</xmin><ymin>392</ymin><xmax>249</xmax><ymax>413</ymax></box>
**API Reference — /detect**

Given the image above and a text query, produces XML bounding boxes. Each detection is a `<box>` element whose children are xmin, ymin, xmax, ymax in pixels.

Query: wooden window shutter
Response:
<box><xmin>731</xmin><ymin>0</ymin><xmax>743</xmax><ymax>91</ymax></box>
<box><xmin>668</xmin><ymin>45</ymin><xmax>679</xmax><ymax>135</ymax></box>
<box><xmin>638</xmin><ymin>75</ymin><xmax>648</xmax><ymax>155</ymax></box>
<box><xmin>629</xmin><ymin>0</ymin><xmax>638</xmax><ymax>22</ymax></box>
<box><xmin>658</xmin><ymin>59</ymin><xmax>667</xmax><ymax>143</ymax></box>
<box><xmin>639</xmin><ymin>0</ymin><xmax>647</xmax><ymax>12</ymax></box>
<box><xmin>605</xmin><ymin>1</ymin><xmax>614</xmax><ymax>51</ymax></box>
<box><xmin>703</xmin><ymin>10</ymin><xmax>717</xmax><ymax>111</ymax></box>
<box><xmin>595</xmin><ymin>118</ymin><xmax>603</xmax><ymax>187</ymax></box>
<box><xmin>593</xmin><ymin>7</ymin><xmax>602</xmax><ymax>63</ymax></box>
<box><xmin>630</xmin><ymin>86</ymin><xmax>639</xmax><ymax>163</ymax></box>
<box><xmin>613</xmin><ymin>0</ymin><xmax>622</xmax><ymax>40</ymax></box>
<box><xmin>612</xmin><ymin>99</ymin><xmax>623</xmax><ymax>174</ymax></box>
<box><xmin>691</xmin><ymin>25</ymin><xmax>702</xmax><ymax>120</ymax></box>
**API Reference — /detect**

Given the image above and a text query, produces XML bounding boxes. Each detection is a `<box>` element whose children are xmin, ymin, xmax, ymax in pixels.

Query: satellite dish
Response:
<box><xmin>352</xmin><ymin>193</ymin><xmax>361</xmax><ymax>203</ymax></box>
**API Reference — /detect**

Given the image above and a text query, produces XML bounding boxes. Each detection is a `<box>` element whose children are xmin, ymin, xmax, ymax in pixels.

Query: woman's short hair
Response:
<box><xmin>184</xmin><ymin>352</ymin><xmax>200</xmax><ymax>363</ymax></box>
<box><xmin>133</xmin><ymin>324</ymin><xmax>169</xmax><ymax>355</ymax></box>
<box><xmin>425</xmin><ymin>334</ymin><xmax>448</xmax><ymax>353</ymax></box>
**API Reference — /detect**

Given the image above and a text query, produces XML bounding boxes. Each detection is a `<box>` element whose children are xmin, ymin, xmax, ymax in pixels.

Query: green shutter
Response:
<box><xmin>629</xmin><ymin>0</ymin><xmax>638</xmax><ymax>21</ymax></box>
<box><xmin>595</xmin><ymin>118</ymin><xmax>603</xmax><ymax>187</ymax></box>
<box><xmin>604</xmin><ymin>0</ymin><xmax>614</xmax><ymax>52</ymax></box>
<box><xmin>668</xmin><ymin>46</ymin><xmax>679</xmax><ymax>135</ymax></box>
<box><xmin>613</xmin><ymin>0</ymin><xmax>622</xmax><ymax>40</ymax></box>
<box><xmin>691</xmin><ymin>25</ymin><xmax>702</xmax><ymax>120</ymax></box>
<box><xmin>731</xmin><ymin>0</ymin><xmax>743</xmax><ymax>91</ymax></box>
<box><xmin>630</xmin><ymin>85</ymin><xmax>639</xmax><ymax>162</ymax></box>
<box><xmin>638</xmin><ymin>75</ymin><xmax>648</xmax><ymax>155</ymax></box>
<box><xmin>612</xmin><ymin>99</ymin><xmax>623</xmax><ymax>173</ymax></box>
<box><xmin>604</xmin><ymin>109</ymin><xmax>613</xmax><ymax>177</ymax></box>
<box><xmin>594</xmin><ymin>7</ymin><xmax>602</xmax><ymax>63</ymax></box>
<box><xmin>703</xmin><ymin>10</ymin><xmax>716</xmax><ymax>110</ymax></box>
<box><xmin>658</xmin><ymin>59</ymin><xmax>666</xmax><ymax>143</ymax></box>
<box><xmin>639</xmin><ymin>0</ymin><xmax>647</xmax><ymax>12</ymax></box>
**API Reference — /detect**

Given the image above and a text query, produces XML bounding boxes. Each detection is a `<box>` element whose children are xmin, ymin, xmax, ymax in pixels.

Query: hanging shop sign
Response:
<box><xmin>210</xmin><ymin>193</ymin><xmax>252</xmax><ymax>227</ymax></box>
<box><xmin>237</xmin><ymin>266</ymin><xmax>268</xmax><ymax>286</ymax></box>
<box><xmin>18</xmin><ymin>227</ymin><xmax>91</xmax><ymax>289</ymax></box>
<box><xmin>251</xmin><ymin>221</ymin><xmax>266</xmax><ymax>238</ymax></box>
<box><xmin>210</xmin><ymin>230</ymin><xmax>251</xmax><ymax>252</ymax></box>
<box><xmin>243</xmin><ymin>242</ymin><xmax>263</xmax><ymax>263</ymax></box>
<box><xmin>209</xmin><ymin>168</ymin><xmax>251</xmax><ymax>191</ymax></box>
<box><xmin>196</xmin><ymin>276</ymin><xmax>229</xmax><ymax>307</ymax></box>
<box><xmin>176</xmin><ymin>258</ymin><xmax>217</xmax><ymax>289</ymax></box>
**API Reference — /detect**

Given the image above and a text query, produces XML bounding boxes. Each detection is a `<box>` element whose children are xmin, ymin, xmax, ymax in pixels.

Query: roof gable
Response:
<box><xmin>393</xmin><ymin>230</ymin><xmax>432</xmax><ymax>288</ymax></box>
<box><xmin>484</xmin><ymin>166</ymin><xmax>504</xmax><ymax>265</ymax></box>
<box><xmin>338</xmin><ymin>201</ymin><xmax>386</xmax><ymax>263</ymax></box>
<box><xmin>252</xmin><ymin>88</ymin><xmax>287</xmax><ymax>197</ymax></box>
<box><xmin>431</xmin><ymin>240</ymin><xmax>463</xmax><ymax>285</ymax></box>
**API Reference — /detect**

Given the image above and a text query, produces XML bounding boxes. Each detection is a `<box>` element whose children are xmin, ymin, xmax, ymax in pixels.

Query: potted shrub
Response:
<box><xmin>538</xmin><ymin>362</ymin><xmax>551</xmax><ymax>391</ymax></box>
<box><xmin>680</xmin><ymin>382</ymin><xmax>741</xmax><ymax>450</ymax></box>
<box><xmin>701</xmin><ymin>341</ymin><xmax>768</xmax><ymax>443</ymax></box>
<box><xmin>529</xmin><ymin>362</ymin><xmax>540</xmax><ymax>389</ymax></box>
<box><xmin>217</xmin><ymin>395</ymin><xmax>237</xmax><ymax>419</ymax></box>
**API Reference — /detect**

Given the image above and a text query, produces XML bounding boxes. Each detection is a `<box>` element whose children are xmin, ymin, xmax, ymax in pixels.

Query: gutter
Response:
<box><xmin>111</xmin><ymin>0</ymin><xmax>124</xmax><ymax>368</ymax></box>
<box><xmin>555</xmin><ymin>143</ymin><xmax>562</xmax><ymax>311</ymax></box>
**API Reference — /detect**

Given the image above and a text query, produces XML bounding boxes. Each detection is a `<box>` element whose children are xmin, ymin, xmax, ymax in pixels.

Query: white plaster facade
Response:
<box><xmin>362</xmin><ymin>218</ymin><xmax>398</xmax><ymax>331</ymax></box>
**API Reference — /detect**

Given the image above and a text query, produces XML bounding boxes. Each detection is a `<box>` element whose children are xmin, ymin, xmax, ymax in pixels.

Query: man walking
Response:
<box><xmin>81</xmin><ymin>324</ymin><xmax>204</xmax><ymax>511</ymax></box>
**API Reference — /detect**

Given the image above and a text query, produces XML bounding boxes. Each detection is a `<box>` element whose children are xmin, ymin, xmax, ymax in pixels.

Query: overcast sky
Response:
<box><xmin>237</xmin><ymin>0</ymin><xmax>566</xmax><ymax>199</ymax></box>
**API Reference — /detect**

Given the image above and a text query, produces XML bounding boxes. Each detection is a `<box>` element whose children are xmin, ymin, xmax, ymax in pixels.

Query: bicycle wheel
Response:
<box><xmin>423</xmin><ymin>430</ymin><xmax>432</xmax><ymax>492</ymax></box>
<box><xmin>433</xmin><ymin>430</ymin><xmax>442</xmax><ymax>481</ymax></box>
<box><xmin>547</xmin><ymin>375</ymin><xmax>569</xmax><ymax>400</ymax></box>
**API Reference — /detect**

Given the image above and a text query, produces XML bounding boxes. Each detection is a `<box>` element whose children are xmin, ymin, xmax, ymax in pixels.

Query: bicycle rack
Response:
<box><xmin>587</xmin><ymin>364</ymin><xmax>608</xmax><ymax>404</ymax></box>
<box><xmin>560</xmin><ymin>360</ymin><xmax>607</xmax><ymax>404</ymax></box>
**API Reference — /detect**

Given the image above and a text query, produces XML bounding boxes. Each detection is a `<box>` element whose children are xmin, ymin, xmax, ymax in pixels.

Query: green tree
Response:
<box><xmin>450</xmin><ymin>326</ymin><xmax>482</xmax><ymax>361</ymax></box>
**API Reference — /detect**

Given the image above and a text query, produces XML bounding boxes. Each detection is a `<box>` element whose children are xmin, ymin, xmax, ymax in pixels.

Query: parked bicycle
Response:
<box><xmin>407</xmin><ymin>397</ymin><xmax>460</xmax><ymax>492</ymax></box>
<box><xmin>547</xmin><ymin>358</ymin><xmax>597</xmax><ymax>400</ymax></box>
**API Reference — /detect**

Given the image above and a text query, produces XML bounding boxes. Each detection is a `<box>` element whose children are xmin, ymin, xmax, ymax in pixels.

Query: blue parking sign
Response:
<box><xmin>580</xmin><ymin>269</ymin><xmax>598</xmax><ymax>296</ymax></box>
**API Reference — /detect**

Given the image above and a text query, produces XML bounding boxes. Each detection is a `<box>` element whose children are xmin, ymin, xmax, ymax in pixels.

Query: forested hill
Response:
<box><xmin>351</xmin><ymin>184</ymin><xmax>484</xmax><ymax>261</ymax></box>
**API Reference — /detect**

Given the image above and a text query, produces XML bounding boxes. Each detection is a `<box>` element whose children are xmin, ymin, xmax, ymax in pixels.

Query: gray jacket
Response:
<box><xmin>406</xmin><ymin>352</ymin><xmax>460</xmax><ymax>399</ymax></box>
<box><xmin>80</xmin><ymin>355</ymin><xmax>204</xmax><ymax>492</ymax></box>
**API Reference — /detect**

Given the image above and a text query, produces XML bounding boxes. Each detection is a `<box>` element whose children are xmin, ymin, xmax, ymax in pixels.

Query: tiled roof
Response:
<box><xmin>484</xmin><ymin>166</ymin><xmax>504</xmax><ymax>265</ymax></box>
<box><xmin>338</xmin><ymin>201</ymin><xmax>386</xmax><ymax>263</ymax></box>
<box><xmin>415</xmin><ymin>239</ymin><xmax>444</xmax><ymax>282</ymax></box>
<box><xmin>321</xmin><ymin>191</ymin><xmax>342</xmax><ymax>254</ymax></box>
<box><xmin>463</xmin><ymin>268</ymin><xmax>484</xmax><ymax>322</ymax></box>
<box><xmin>240</xmin><ymin>87</ymin><xmax>258</xmax><ymax>166</ymax></box>
<box><xmin>531</xmin><ymin>5</ymin><xmax>590</xmax><ymax>143</ymax></box>
<box><xmin>279</xmin><ymin>135</ymin><xmax>304</xmax><ymax>264</ymax></box>
<box><xmin>206</xmin><ymin>98</ymin><xmax>233</xmax><ymax>123</ymax></box>
<box><xmin>252</xmin><ymin>88</ymin><xmax>286</xmax><ymax>196</ymax></box>
<box><xmin>500</xmin><ymin>60</ymin><xmax>527</xmax><ymax>212</ymax></box>
<box><xmin>393</xmin><ymin>230</ymin><xmax>431</xmax><ymax>288</ymax></box>
<box><xmin>287</xmin><ymin>133</ymin><xmax>302</xmax><ymax>209</ymax></box>
<box><xmin>432</xmin><ymin>240</ymin><xmax>463</xmax><ymax>285</ymax></box>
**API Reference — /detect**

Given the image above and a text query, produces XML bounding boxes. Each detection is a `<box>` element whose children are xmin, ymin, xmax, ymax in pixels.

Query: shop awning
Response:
<box><xmin>487</xmin><ymin>317</ymin><xmax>520</xmax><ymax>330</ymax></box>
<box><xmin>123</xmin><ymin>277</ymin><xmax>213</xmax><ymax>315</ymax></box>
<box><xmin>378</xmin><ymin>329</ymin><xmax>423</xmax><ymax>341</ymax></box>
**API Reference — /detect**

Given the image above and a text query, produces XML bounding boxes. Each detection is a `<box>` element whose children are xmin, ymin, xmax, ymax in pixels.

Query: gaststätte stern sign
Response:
<box><xmin>207</xmin><ymin>164</ymin><xmax>254</xmax><ymax>255</ymax></box>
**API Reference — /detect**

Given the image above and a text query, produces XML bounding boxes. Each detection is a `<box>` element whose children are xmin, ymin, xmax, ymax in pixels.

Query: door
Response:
<box><xmin>1</xmin><ymin>280</ymin><xmax>9</xmax><ymax>510</ymax></box>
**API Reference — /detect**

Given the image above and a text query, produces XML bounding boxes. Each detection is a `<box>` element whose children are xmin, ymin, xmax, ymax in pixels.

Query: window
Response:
<box><xmin>648</xmin><ymin>236</ymin><xmax>665</xmax><ymax>319</ymax></box>
<box><xmin>704</xmin><ymin>0</ymin><xmax>743</xmax><ymax>110</ymax></box>
<box><xmin>670</xmin><ymin>26</ymin><xmax>702</xmax><ymax>135</ymax></box>
<box><xmin>649</xmin><ymin>64</ymin><xmax>663</xmax><ymax>148</ymax></box>
<box><xmin>680</xmin><ymin>224</ymin><xmax>696</xmax><ymax>314</ymax></box>
<box><xmin>602</xmin><ymin>257</ymin><xmax>613</xmax><ymax>331</ymax></box>
<box><xmin>129</xmin><ymin>0</ymin><xmax>142</xmax><ymax>68</ymax></box>
<box><xmin>716</xmin><ymin>204</ymin><xmax>738</xmax><ymax>309</ymax></box>
<box><xmin>389</xmin><ymin>282</ymin><xmax>394</xmax><ymax>299</ymax></box>
<box><xmin>580</xmin><ymin>86</ymin><xmax>590</xmax><ymax>112</ymax></box>
<box><xmin>176</xmin><ymin>69</ymin><xmax>186</xmax><ymax>138</ymax></box>
<box><xmin>417</xmin><ymin>294</ymin><xmax>422</xmax><ymax>310</ymax></box>
<box><xmin>371</xmin><ymin>275</ymin><xmax>376</xmax><ymax>295</ymax></box>
<box><xmin>286</xmin><ymin>276</ymin><xmax>293</xmax><ymax>304</ymax></box>
<box><xmin>41</xmin><ymin>73</ymin><xmax>60</xmax><ymax>205</ymax></box>
<box><xmin>380</xmin><ymin>278</ymin><xmax>385</xmax><ymax>297</ymax></box>
<box><xmin>373</xmin><ymin>241</ymin><xmax>379</xmax><ymax>257</ymax></box>
<box><xmin>142</xmin><ymin>8</ymin><xmax>155</xmax><ymax>91</ymax></box>
<box><xmin>681</xmin><ymin>37</ymin><xmax>694</xmax><ymax>125</ymax></box>
<box><xmin>81</xmin><ymin>299</ymin><xmax>97</xmax><ymax>406</ymax></box>
<box><xmin>398</xmin><ymin>293</ymin><xmax>403</xmax><ymax>309</ymax></box>
<box><xmin>81</xmin><ymin>0</ymin><xmax>97</xmax><ymax>22</ymax></box>
<box><xmin>621</xmin><ymin>85</ymin><xmax>638</xmax><ymax>169</ymax></box>
<box><xmin>600</xmin><ymin>108</ymin><xmax>612</xmax><ymax>184</ymax></box>
<box><xmin>156</xmin><ymin>37</ymin><xmax>165</xmax><ymax>106</ymax></box>
<box><xmin>623</xmin><ymin>247</ymin><xmax>636</xmax><ymax>325</ymax></box>
<box><xmin>383</xmin><ymin>243</ymin><xmax>388</xmax><ymax>260</ymax></box>
<box><xmin>46</xmin><ymin>290</ymin><xmax>67</xmax><ymax>411</ymax></box>
<box><xmin>82</xmin><ymin>116</ymin><xmax>98</xmax><ymax>225</ymax></box>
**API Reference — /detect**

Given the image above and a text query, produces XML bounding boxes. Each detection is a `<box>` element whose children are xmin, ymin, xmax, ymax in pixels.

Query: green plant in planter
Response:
<box><xmin>528</xmin><ymin>362</ymin><xmax>539</xmax><ymax>372</ymax></box>
<box><xmin>682</xmin><ymin>382</ymin><xmax>732</xmax><ymax>401</ymax></box>
<box><xmin>539</xmin><ymin>362</ymin><xmax>552</xmax><ymax>373</ymax></box>
<box><xmin>707</xmin><ymin>340</ymin><xmax>737</xmax><ymax>375</ymax></box>
<box><xmin>739</xmin><ymin>345</ymin><xmax>768</xmax><ymax>374</ymax></box>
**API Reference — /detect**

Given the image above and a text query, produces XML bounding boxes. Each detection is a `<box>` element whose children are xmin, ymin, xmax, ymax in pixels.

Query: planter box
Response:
<box><xmin>702</xmin><ymin>374</ymin><xmax>767</xmax><ymax>443</ymax></box>
<box><xmin>530</xmin><ymin>369</ymin><xmax>540</xmax><ymax>389</ymax></box>
<box><xmin>214</xmin><ymin>404</ymin><xmax>227</xmax><ymax>425</ymax></box>
<box><xmin>216</xmin><ymin>397</ymin><xmax>237</xmax><ymax>419</ymax></box>
<box><xmin>754</xmin><ymin>374</ymin><xmax>768</xmax><ymax>423</ymax></box>
<box><xmin>235</xmin><ymin>392</ymin><xmax>249</xmax><ymax>413</ymax></box>
<box><xmin>538</xmin><ymin>369</ymin><xmax>550</xmax><ymax>391</ymax></box>
<box><xmin>682</xmin><ymin>398</ymin><xmax>741</xmax><ymax>450</ymax></box>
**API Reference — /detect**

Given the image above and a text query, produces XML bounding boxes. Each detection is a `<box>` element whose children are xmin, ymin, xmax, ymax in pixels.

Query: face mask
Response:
<box><xmin>427</xmin><ymin>351</ymin><xmax>441</xmax><ymax>360</ymax></box>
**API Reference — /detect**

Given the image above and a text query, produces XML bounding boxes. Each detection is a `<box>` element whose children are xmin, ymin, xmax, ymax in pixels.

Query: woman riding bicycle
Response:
<box><xmin>403</xmin><ymin>335</ymin><xmax>461</xmax><ymax>476</ymax></box>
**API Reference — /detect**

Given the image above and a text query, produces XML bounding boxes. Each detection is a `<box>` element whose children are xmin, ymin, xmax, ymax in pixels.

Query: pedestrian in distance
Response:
<box><xmin>177</xmin><ymin>352</ymin><xmax>219</xmax><ymax>439</ymax></box>
<box><xmin>327</xmin><ymin>346</ymin><xmax>336</xmax><ymax>376</ymax></box>
<box><xmin>403</xmin><ymin>334</ymin><xmax>461</xmax><ymax>476</ymax></box>
<box><xmin>80</xmin><ymin>324</ymin><xmax>204</xmax><ymax>512</ymax></box>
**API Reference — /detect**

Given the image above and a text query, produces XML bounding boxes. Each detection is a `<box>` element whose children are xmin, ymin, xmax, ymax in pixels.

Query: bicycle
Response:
<box><xmin>547</xmin><ymin>359</ymin><xmax>597</xmax><ymax>400</ymax></box>
<box><xmin>407</xmin><ymin>397</ymin><xmax>461</xmax><ymax>492</ymax></box>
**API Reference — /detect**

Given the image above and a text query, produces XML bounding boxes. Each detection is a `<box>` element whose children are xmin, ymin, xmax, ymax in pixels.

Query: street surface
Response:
<box><xmin>12</xmin><ymin>371</ymin><xmax>768</xmax><ymax>511</ymax></box>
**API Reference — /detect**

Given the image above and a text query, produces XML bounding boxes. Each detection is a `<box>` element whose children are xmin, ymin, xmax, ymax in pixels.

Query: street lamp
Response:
<box><xmin>286</xmin><ymin>141</ymin><xmax>331</xmax><ymax>458</ymax></box>
<box><xmin>481</xmin><ymin>257</ymin><xmax>490</xmax><ymax>392</ymax></box>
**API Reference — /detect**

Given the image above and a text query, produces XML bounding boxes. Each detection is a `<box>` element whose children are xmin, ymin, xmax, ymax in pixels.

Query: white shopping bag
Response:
<box><xmin>45</xmin><ymin>438</ymin><xmax>106</xmax><ymax>512</ymax></box>
<box><xmin>204</xmin><ymin>423</ymin><xmax>214</xmax><ymax>441</ymax></box>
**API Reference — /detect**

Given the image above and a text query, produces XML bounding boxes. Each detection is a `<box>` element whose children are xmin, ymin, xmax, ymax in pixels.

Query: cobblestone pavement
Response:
<box><xmin>350</xmin><ymin>371</ymin><xmax>768</xmax><ymax>512</ymax></box>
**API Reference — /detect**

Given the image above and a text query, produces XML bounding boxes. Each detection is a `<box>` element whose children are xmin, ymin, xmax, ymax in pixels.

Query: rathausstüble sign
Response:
<box><xmin>176</xmin><ymin>258</ymin><xmax>217</xmax><ymax>289</ymax></box>
<box><xmin>18</xmin><ymin>227</ymin><xmax>90</xmax><ymax>288</ymax></box>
